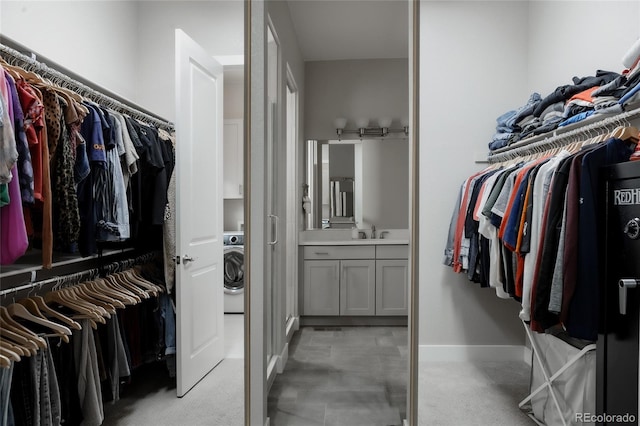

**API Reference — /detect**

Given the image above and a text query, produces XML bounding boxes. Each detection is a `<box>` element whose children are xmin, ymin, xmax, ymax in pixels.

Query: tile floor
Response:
<box><xmin>268</xmin><ymin>326</ymin><xmax>408</xmax><ymax>426</ymax></box>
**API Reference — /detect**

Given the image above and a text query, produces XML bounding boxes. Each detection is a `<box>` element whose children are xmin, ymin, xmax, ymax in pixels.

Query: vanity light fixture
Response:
<box><xmin>334</xmin><ymin>117</ymin><xmax>409</xmax><ymax>139</ymax></box>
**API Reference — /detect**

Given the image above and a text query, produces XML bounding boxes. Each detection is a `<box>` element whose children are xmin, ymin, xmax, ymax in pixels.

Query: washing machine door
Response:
<box><xmin>224</xmin><ymin>247</ymin><xmax>244</xmax><ymax>294</ymax></box>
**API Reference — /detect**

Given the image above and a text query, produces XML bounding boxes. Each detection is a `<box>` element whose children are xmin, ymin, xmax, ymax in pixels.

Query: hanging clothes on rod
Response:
<box><xmin>445</xmin><ymin>114</ymin><xmax>639</xmax><ymax>341</ymax></box>
<box><xmin>0</xmin><ymin>43</ymin><xmax>176</xmax><ymax>269</ymax></box>
<box><xmin>0</xmin><ymin>253</ymin><xmax>170</xmax><ymax>426</ymax></box>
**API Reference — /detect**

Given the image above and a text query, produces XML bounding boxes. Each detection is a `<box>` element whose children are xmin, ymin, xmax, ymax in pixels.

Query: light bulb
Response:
<box><xmin>355</xmin><ymin>118</ymin><xmax>369</xmax><ymax>129</ymax></box>
<box><xmin>378</xmin><ymin>117</ymin><xmax>392</xmax><ymax>128</ymax></box>
<box><xmin>334</xmin><ymin>117</ymin><xmax>347</xmax><ymax>130</ymax></box>
<box><xmin>401</xmin><ymin>117</ymin><xmax>410</xmax><ymax>127</ymax></box>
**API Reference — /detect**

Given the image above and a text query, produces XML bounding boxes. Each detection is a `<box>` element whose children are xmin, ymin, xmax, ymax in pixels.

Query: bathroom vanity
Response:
<box><xmin>299</xmin><ymin>230</ymin><xmax>409</xmax><ymax>324</ymax></box>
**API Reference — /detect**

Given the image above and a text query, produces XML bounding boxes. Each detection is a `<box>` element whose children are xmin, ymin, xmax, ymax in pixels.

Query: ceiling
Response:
<box><xmin>286</xmin><ymin>0</ymin><xmax>409</xmax><ymax>61</ymax></box>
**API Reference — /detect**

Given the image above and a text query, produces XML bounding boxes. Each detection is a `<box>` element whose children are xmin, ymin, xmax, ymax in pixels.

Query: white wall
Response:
<box><xmin>304</xmin><ymin>59</ymin><xmax>408</xmax><ymax>141</ymax></box>
<box><xmin>1</xmin><ymin>1</ymin><xmax>139</xmax><ymax>100</ymax></box>
<box><xmin>527</xmin><ymin>1</ymin><xmax>640</xmax><ymax>96</ymax></box>
<box><xmin>135</xmin><ymin>1</ymin><xmax>244</xmax><ymax>120</ymax></box>
<box><xmin>419</xmin><ymin>1</ymin><xmax>530</xmax><ymax>349</ymax></box>
<box><xmin>224</xmin><ymin>199</ymin><xmax>244</xmax><ymax>231</ymax></box>
<box><xmin>1</xmin><ymin>1</ymin><xmax>247</xmax><ymax>121</ymax></box>
<box><xmin>224</xmin><ymin>72</ymin><xmax>244</xmax><ymax>120</ymax></box>
<box><xmin>418</xmin><ymin>0</ymin><xmax>640</xmax><ymax>353</ymax></box>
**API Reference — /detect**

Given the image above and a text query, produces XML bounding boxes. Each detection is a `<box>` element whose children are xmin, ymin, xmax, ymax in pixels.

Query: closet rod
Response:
<box><xmin>0</xmin><ymin>37</ymin><xmax>174</xmax><ymax>131</ymax></box>
<box><xmin>0</xmin><ymin>268</ymin><xmax>99</xmax><ymax>297</ymax></box>
<box><xmin>0</xmin><ymin>251</ymin><xmax>159</xmax><ymax>297</ymax></box>
<box><xmin>487</xmin><ymin>105</ymin><xmax>640</xmax><ymax>164</ymax></box>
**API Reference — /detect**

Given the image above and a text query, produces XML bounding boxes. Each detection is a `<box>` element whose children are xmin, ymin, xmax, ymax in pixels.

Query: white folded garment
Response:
<box><xmin>622</xmin><ymin>37</ymin><xmax>640</xmax><ymax>69</ymax></box>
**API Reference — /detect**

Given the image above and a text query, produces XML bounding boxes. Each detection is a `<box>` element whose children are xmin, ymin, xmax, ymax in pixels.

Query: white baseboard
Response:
<box><xmin>277</xmin><ymin>342</ymin><xmax>289</xmax><ymax>374</ymax></box>
<box><xmin>285</xmin><ymin>316</ymin><xmax>300</xmax><ymax>341</ymax></box>
<box><xmin>419</xmin><ymin>345</ymin><xmax>526</xmax><ymax>362</ymax></box>
<box><xmin>523</xmin><ymin>345</ymin><xmax>532</xmax><ymax>366</ymax></box>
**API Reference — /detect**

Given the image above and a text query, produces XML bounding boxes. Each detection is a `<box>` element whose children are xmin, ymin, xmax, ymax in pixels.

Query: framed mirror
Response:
<box><xmin>306</xmin><ymin>139</ymin><xmax>409</xmax><ymax>231</ymax></box>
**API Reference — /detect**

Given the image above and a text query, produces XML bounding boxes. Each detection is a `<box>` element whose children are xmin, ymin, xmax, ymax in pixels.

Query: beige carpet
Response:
<box><xmin>102</xmin><ymin>358</ymin><xmax>244</xmax><ymax>426</ymax></box>
<box><xmin>418</xmin><ymin>361</ymin><xmax>536</xmax><ymax>425</ymax></box>
<box><xmin>103</xmin><ymin>314</ymin><xmax>244</xmax><ymax>426</ymax></box>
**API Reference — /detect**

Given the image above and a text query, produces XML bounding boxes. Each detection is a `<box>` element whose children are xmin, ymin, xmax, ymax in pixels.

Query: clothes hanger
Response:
<box><xmin>104</xmin><ymin>275</ymin><xmax>142</xmax><ymax>304</ymax></box>
<box><xmin>0</xmin><ymin>335</ymin><xmax>27</xmax><ymax>357</ymax></box>
<box><xmin>22</xmin><ymin>296</ymin><xmax>82</xmax><ymax>331</ymax></box>
<box><xmin>0</xmin><ymin>322</ymin><xmax>37</xmax><ymax>355</ymax></box>
<box><xmin>44</xmin><ymin>288</ymin><xmax>106</xmax><ymax>325</ymax></box>
<box><xmin>0</xmin><ymin>354</ymin><xmax>11</xmax><ymax>369</ymax></box>
<box><xmin>612</xmin><ymin>125</ymin><xmax>639</xmax><ymax>143</ymax></box>
<box><xmin>112</xmin><ymin>271</ymin><xmax>151</xmax><ymax>299</ymax></box>
<box><xmin>7</xmin><ymin>61</ymin><xmax>48</xmax><ymax>86</ymax></box>
<box><xmin>0</xmin><ymin>58</ymin><xmax>24</xmax><ymax>81</ymax></box>
<box><xmin>78</xmin><ymin>282</ymin><xmax>126</xmax><ymax>309</ymax></box>
<box><xmin>88</xmin><ymin>279</ymin><xmax>135</xmax><ymax>306</ymax></box>
<box><xmin>92</xmin><ymin>278</ymin><xmax>138</xmax><ymax>305</ymax></box>
<box><xmin>0</xmin><ymin>345</ymin><xmax>20</xmax><ymax>363</ymax></box>
<box><xmin>60</xmin><ymin>287</ymin><xmax>110</xmax><ymax>319</ymax></box>
<box><xmin>73</xmin><ymin>284</ymin><xmax>117</xmax><ymax>315</ymax></box>
<box><xmin>127</xmin><ymin>267</ymin><xmax>164</xmax><ymax>295</ymax></box>
<box><xmin>0</xmin><ymin>338</ymin><xmax>26</xmax><ymax>358</ymax></box>
<box><xmin>0</xmin><ymin>306</ymin><xmax>47</xmax><ymax>349</ymax></box>
<box><xmin>7</xmin><ymin>302</ymin><xmax>72</xmax><ymax>343</ymax></box>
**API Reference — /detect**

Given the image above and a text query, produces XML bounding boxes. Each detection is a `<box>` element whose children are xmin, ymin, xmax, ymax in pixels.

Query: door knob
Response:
<box><xmin>183</xmin><ymin>255</ymin><xmax>197</xmax><ymax>265</ymax></box>
<box><xmin>624</xmin><ymin>218</ymin><xmax>640</xmax><ymax>240</ymax></box>
<box><xmin>619</xmin><ymin>279</ymin><xmax>639</xmax><ymax>315</ymax></box>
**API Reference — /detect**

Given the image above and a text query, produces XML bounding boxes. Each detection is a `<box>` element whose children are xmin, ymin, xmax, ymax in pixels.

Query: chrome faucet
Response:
<box><xmin>358</xmin><ymin>231</ymin><xmax>367</xmax><ymax>239</ymax></box>
<box><xmin>379</xmin><ymin>230</ymin><xmax>390</xmax><ymax>239</ymax></box>
<box><xmin>371</xmin><ymin>225</ymin><xmax>376</xmax><ymax>239</ymax></box>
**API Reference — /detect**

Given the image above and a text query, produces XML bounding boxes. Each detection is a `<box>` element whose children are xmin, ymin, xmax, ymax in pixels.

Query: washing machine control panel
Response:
<box><xmin>223</xmin><ymin>233</ymin><xmax>244</xmax><ymax>246</ymax></box>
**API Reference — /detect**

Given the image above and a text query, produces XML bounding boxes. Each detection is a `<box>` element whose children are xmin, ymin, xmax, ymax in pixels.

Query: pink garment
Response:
<box><xmin>0</xmin><ymin>164</ymin><xmax>29</xmax><ymax>264</ymax></box>
<box><xmin>0</xmin><ymin>70</ymin><xmax>28</xmax><ymax>264</ymax></box>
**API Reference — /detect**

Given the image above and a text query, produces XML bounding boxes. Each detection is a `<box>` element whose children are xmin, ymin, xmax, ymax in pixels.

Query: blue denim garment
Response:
<box><xmin>558</xmin><ymin>110</ymin><xmax>595</xmax><ymax>127</ymax></box>
<box><xmin>160</xmin><ymin>293</ymin><xmax>176</xmax><ymax>356</ymax></box>
<box><xmin>512</xmin><ymin>92</ymin><xmax>542</xmax><ymax>125</ymax></box>
<box><xmin>488</xmin><ymin>133</ymin><xmax>517</xmax><ymax>151</ymax></box>
<box><xmin>0</xmin><ymin>362</ymin><xmax>14</xmax><ymax>426</ymax></box>
<box><xmin>443</xmin><ymin>185</ymin><xmax>463</xmax><ymax>266</ymax></box>
<box><xmin>495</xmin><ymin>109</ymin><xmax>516</xmax><ymax>128</ymax></box>
<box><xmin>619</xmin><ymin>81</ymin><xmax>640</xmax><ymax>105</ymax></box>
<box><xmin>74</xmin><ymin>136</ymin><xmax>90</xmax><ymax>184</ymax></box>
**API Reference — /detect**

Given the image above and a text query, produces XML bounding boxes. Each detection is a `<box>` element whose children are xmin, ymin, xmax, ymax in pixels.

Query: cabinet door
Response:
<box><xmin>340</xmin><ymin>260</ymin><xmax>376</xmax><ymax>316</ymax></box>
<box><xmin>303</xmin><ymin>260</ymin><xmax>340</xmax><ymax>315</ymax></box>
<box><xmin>223</xmin><ymin>119</ymin><xmax>243</xmax><ymax>199</ymax></box>
<box><xmin>376</xmin><ymin>259</ymin><xmax>408</xmax><ymax>315</ymax></box>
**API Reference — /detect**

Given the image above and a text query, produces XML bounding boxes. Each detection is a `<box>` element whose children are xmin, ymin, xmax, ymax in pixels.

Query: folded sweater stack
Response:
<box><xmin>489</xmin><ymin>38</ymin><xmax>640</xmax><ymax>152</ymax></box>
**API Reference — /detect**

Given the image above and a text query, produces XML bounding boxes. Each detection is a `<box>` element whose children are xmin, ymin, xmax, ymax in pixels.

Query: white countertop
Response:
<box><xmin>299</xmin><ymin>229</ymin><xmax>409</xmax><ymax>246</ymax></box>
<box><xmin>299</xmin><ymin>239</ymin><xmax>409</xmax><ymax>246</ymax></box>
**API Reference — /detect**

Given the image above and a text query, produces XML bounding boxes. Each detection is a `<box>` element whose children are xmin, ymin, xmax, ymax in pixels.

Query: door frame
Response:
<box><xmin>245</xmin><ymin>1</ymin><xmax>421</xmax><ymax>425</ymax></box>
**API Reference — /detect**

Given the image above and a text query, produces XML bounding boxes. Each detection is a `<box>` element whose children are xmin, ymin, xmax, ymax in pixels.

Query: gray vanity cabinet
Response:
<box><xmin>340</xmin><ymin>259</ymin><xmax>376</xmax><ymax>315</ymax></box>
<box><xmin>375</xmin><ymin>245</ymin><xmax>409</xmax><ymax>315</ymax></box>
<box><xmin>303</xmin><ymin>246</ymin><xmax>375</xmax><ymax>316</ymax></box>
<box><xmin>302</xmin><ymin>245</ymin><xmax>407</xmax><ymax>317</ymax></box>
<box><xmin>303</xmin><ymin>260</ymin><xmax>340</xmax><ymax>315</ymax></box>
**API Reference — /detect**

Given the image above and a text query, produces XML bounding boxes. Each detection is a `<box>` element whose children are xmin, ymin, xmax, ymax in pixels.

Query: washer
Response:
<box><xmin>223</xmin><ymin>232</ymin><xmax>245</xmax><ymax>313</ymax></box>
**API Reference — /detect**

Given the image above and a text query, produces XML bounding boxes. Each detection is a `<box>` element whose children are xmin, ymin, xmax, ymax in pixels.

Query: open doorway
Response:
<box><xmin>246</xmin><ymin>1</ymin><xmax>416</xmax><ymax>425</ymax></box>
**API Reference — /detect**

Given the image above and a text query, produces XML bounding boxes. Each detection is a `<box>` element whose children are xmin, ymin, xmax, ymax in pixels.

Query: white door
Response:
<box><xmin>175</xmin><ymin>29</ymin><xmax>224</xmax><ymax>397</ymax></box>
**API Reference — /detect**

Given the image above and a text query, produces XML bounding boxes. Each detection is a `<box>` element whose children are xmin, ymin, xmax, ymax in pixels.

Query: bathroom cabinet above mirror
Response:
<box><xmin>305</xmin><ymin>139</ymin><xmax>409</xmax><ymax>231</ymax></box>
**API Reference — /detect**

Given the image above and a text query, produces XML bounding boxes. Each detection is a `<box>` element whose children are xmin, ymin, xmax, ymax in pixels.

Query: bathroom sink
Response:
<box><xmin>298</xmin><ymin>229</ymin><xmax>409</xmax><ymax>245</ymax></box>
